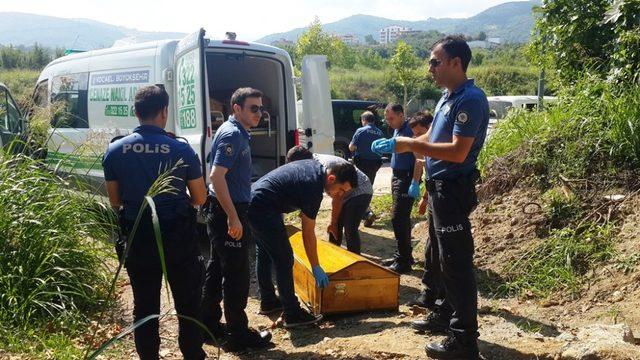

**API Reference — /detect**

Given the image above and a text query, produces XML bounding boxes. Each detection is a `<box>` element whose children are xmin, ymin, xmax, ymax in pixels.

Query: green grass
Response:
<box><xmin>499</xmin><ymin>223</ymin><xmax>615</xmax><ymax>299</ymax></box>
<box><xmin>0</xmin><ymin>149</ymin><xmax>116</xmax><ymax>357</ymax></box>
<box><xmin>0</xmin><ymin>68</ymin><xmax>40</xmax><ymax>107</ymax></box>
<box><xmin>479</xmin><ymin>76</ymin><xmax>640</xmax><ymax>185</ymax></box>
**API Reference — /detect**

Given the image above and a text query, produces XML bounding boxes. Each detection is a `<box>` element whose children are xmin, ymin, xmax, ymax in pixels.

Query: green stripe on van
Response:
<box><xmin>45</xmin><ymin>151</ymin><xmax>103</xmax><ymax>170</ymax></box>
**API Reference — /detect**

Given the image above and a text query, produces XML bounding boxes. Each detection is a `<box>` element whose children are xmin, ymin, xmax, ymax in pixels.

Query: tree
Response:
<box><xmin>364</xmin><ymin>34</ymin><xmax>378</xmax><ymax>45</ymax></box>
<box><xmin>529</xmin><ymin>0</ymin><xmax>640</xmax><ymax>84</ymax></box>
<box><xmin>390</xmin><ymin>41</ymin><xmax>422</xmax><ymax>108</ymax></box>
<box><xmin>477</xmin><ymin>31</ymin><xmax>487</xmax><ymax>41</ymax></box>
<box><xmin>27</xmin><ymin>43</ymin><xmax>50</xmax><ymax>69</ymax></box>
<box><xmin>295</xmin><ymin>17</ymin><xmax>336</xmax><ymax>65</ymax></box>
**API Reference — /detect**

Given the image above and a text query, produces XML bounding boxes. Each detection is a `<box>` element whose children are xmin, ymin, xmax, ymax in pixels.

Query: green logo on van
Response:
<box><xmin>177</xmin><ymin>51</ymin><xmax>197</xmax><ymax>129</ymax></box>
<box><xmin>104</xmin><ymin>105</ymin><xmax>131</xmax><ymax>117</ymax></box>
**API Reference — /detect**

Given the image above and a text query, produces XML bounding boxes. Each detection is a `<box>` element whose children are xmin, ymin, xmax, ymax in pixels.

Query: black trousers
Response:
<box><xmin>427</xmin><ymin>174</ymin><xmax>479</xmax><ymax>342</ymax></box>
<box><xmin>354</xmin><ymin>157</ymin><xmax>382</xmax><ymax>186</ymax></box>
<box><xmin>200</xmin><ymin>196</ymin><xmax>250</xmax><ymax>338</ymax></box>
<box><xmin>420</xmin><ymin>221</ymin><xmax>443</xmax><ymax>298</ymax></box>
<box><xmin>329</xmin><ymin>193</ymin><xmax>372</xmax><ymax>254</ymax></box>
<box><xmin>391</xmin><ymin>169</ymin><xmax>415</xmax><ymax>264</ymax></box>
<box><xmin>123</xmin><ymin>212</ymin><xmax>206</xmax><ymax>360</ymax></box>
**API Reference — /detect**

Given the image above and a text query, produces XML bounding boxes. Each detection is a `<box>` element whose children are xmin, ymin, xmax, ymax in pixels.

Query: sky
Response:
<box><xmin>2</xmin><ymin>0</ymin><xmax>523</xmax><ymax>41</ymax></box>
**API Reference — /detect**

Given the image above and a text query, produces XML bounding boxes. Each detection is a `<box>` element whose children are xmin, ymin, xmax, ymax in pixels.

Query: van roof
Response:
<box><xmin>43</xmin><ymin>36</ymin><xmax>289</xmax><ymax>70</ymax></box>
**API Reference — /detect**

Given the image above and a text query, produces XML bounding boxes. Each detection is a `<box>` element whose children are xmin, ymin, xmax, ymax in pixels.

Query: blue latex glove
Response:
<box><xmin>312</xmin><ymin>265</ymin><xmax>329</xmax><ymax>288</ymax></box>
<box><xmin>371</xmin><ymin>137</ymin><xmax>396</xmax><ymax>155</ymax></box>
<box><xmin>408</xmin><ymin>180</ymin><xmax>420</xmax><ymax>199</ymax></box>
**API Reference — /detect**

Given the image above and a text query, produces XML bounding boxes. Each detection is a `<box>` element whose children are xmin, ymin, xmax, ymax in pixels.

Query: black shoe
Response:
<box><xmin>408</xmin><ymin>290</ymin><xmax>437</xmax><ymax>309</ymax></box>
<box><xmin>283</xmin><ymin>309</ymin><xmax>323</xmax><ymax>328</ymax></box>
<box><xmin>381</xmin><ymin>256</ymin><xmax>398</xmax><ymax>267</ymax></box>
<box><xmin>425</xmin><ymin>335</ymin><xmax>479</xmax><ymax>359</ymax></box>
<box><xmin>411</xmin><ymin>311</ymin><xmax>449</xmax><ymax>334</ymax></box>
<box><xmin>224</xmin><ymin>328</ymin><xmax>273</xmax><ymax>352</ymax></box>
<box><xmin>363</xmin><ymin>212</ymin><xmax>377</xmax><ymax>227</ymax></box>
<box><xmin>259</xmin><ymin>297</ymin><xmax>283</xmax><ymax>315</ymax></box>
<box><xmin>387</xmin><ymin>261</ymin><xmax>412</xmax><ymax>274</ymax></box>
<box><xmin>203</xmin><ymin>323</ymin><xmax>226</xmax><ymax>346</ymax></box>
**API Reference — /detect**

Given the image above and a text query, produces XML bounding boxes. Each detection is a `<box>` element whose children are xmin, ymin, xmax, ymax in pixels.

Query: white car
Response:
<box><xmin>487</xmin><ymin>95</ymin><xmax>557</xmax><ymax>133</ymax></box>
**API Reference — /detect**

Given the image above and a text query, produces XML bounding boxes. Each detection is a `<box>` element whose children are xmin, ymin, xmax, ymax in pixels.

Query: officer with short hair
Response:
<box><xmin>200</xmin><ymin>87</ymin><xmax>272</xmax><ymax>351</ymax></box>
<box><xmin>250</xmin><ymin>159</ymin><xmax>358</xmax><ymax>328</ymax></box>
<box><xmin>103</xmin><ymin>85</ymin><xmax>207</xmax><ymax>360</ymax></box>
<box><xmin>372</xmin><ymin>35</ymin><xmax>488</xmax><ymax>359</ymax></box>
<box><xmin>349</xmin><ymin>110</ymin><xmax>384</xmax><ymax>227</ymax></box>
<box><xmin>379</xmin><ymin>103</ymin><xmax>416</xmax><ymax>274</ymax></box>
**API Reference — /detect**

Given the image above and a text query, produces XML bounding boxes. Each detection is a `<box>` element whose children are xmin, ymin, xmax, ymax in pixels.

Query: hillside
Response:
<box><xmin>0</xmin><ymin>12</ymin><xmax>186</xmax><ymax>50</ymax></box>
<box><xmin>258</xmin><ymin>0</ymin><xmax>541</xmax><ymax>44</ymax></box>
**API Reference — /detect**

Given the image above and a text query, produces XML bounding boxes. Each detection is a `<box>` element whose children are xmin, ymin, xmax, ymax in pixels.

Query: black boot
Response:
<box><xmin>407</xmin><ymin>289</ymin><xmax>437</xmax><ymax>309</ymax></box>
<box><xmin>387</xmin><ymin>260</ymin><xmax>412</xmax><ymax>274</ymax></box>
<box><xmin>224</xmin><ymin>328</ymin><xmax>273</xmax><ymax>352</ymax></box>
<box><xmin>425</xmin><ymin>335</ymin><xmax>479</xmax><ymax>359</ymax></box>
<box><xmin>411</xmin><ymin>310</ymin><xmax>449</xmax><ymax>334</ymax></box>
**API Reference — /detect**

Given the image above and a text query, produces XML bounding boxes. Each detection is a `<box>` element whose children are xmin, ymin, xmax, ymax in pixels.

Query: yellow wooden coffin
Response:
<box><xmin>287</xmin><ymin>226</ymin><xmax>400</xmax><ymax>315</ymax></box>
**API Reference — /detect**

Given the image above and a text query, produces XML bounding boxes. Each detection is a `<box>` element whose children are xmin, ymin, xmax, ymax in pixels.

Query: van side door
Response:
<box><xmin>0</xmin><ymin>85</ymin><xmax>24</xmax><ymax>150</ymax></box>
<box><xmin>174</xmin><ymin>29</ymin><xmax>209</xmax><ymax>177</ymax></box>
<box><xmin>299</xmin><ymin>55</ymin><xmax>334</xmax><ymax>155</ymax></box>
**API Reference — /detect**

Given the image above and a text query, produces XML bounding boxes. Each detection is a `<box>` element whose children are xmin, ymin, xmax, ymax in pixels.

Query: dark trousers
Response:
<box><xmin>391</xmin><ymin>169</ymin><xmax>415</xmax><ymax>264</ymax></box>
<box><xmin>427</xmin><ymin>174</ymin><xmax>479</xmax><ymax>342</ymax></box>
<box><xmin>200</xmin><ymin>197</ymin><xmax>250</xmax><ymax>338</ymax></box>
<box><xmin>354</xmin><ymin>157</ymin><xmax>382</xmax><ymax>186</ymax></box>
<box><xmin>419</xmin><ymin>214</ymin><xmax>444</xmax><ymax>298</ymax></box>
<box><xmin>123</xmin><ymin>213</ymin><xmax>205</xmax><ymax>360</ymax></box>
<box><xmin>250</xmin><ymin>208</ymin><xmax>300</xmax><ymax>316</ymax></box>
<box><xmin>329</xmin><ymin>193</ymin><xmax>372</xmax><ymax>254</ymax></box>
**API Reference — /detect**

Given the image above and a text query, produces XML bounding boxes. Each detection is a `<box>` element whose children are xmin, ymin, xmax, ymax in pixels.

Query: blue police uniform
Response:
<box><xmin>424</xmin><ymin>79</ymin><xmax>488</xmax><ymax>345</ymax></box>
<box><xmin>388</xmin><ymin>120</ymin><xmax>417</xmax><ymax>270</ymax></box>
<box><xmin>351</xmin><ymin>123</ymin><xmax>384</xmax><ymax>187</ymax></box>
<box><xmin>352</xmin><ymin>124</ymin><xmax>384</xmax><ymax>160</ymax></box>
<box><xmin>102</xmin><ymin>124</ymin><xmax>206</xmax><ymax>360</ymax></box>
<box><xmin>200</xmin><ymin>116</ymin><xmax>255</xmax><ymax>342</ymax></box>
<box><xmin>249</xmin><ymin>160</ymin><xmax>325</xmax><ymax>317</ymax></box>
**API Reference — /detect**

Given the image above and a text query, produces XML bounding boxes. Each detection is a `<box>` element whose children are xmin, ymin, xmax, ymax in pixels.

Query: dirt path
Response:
<box><xmin>106</xmin><ymin>177</ymin><xmax>640</xmax><ymax>359</ymax></box>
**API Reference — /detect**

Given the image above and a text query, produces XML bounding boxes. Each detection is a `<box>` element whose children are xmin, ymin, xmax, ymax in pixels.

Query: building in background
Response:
<box><xmin>339</xmin><ymin>34</ymin><xmax>360</xmax><ymax>45</ymax></box>
<box><xmin>379</xmin><ymin>25</ymin><xmax>412</xmax><ymax>45</ymax></box>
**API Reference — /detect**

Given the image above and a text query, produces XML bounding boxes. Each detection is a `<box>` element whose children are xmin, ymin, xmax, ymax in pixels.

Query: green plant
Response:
<box><xmin>500</xmin><ymin>224</ymin><xmax>615</xmax><ymax>298</ymax></box>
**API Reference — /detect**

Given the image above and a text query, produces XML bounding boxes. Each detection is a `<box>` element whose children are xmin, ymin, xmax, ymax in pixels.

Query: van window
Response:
<box><xmin>33</xmin><ymin>80</ymin><xmax>49</xmax><ymax>108</ymax></box>
<box><xmin>51</xmin><ymin>73</ymin><xmax>89</xmax><ymax>128</ymax></box>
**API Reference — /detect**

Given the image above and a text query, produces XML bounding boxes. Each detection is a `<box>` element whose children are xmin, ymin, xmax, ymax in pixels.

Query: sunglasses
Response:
<box><xmin>428</xmin><ymin>58</ymin><xmax>442</xmax><ymax>68</ymax></box>
<box><xmin>246</xmin><ymin>105</ymin><xmax>265</xmax><ymax>113</ymax></box>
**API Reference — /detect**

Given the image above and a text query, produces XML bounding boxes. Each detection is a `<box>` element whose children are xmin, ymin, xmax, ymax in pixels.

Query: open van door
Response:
<box><xmin>0</xmin><ymin>83</ymin><xmax>24</xmax><ymax>151</ymax></box>
<box><xmin>299</xmin><ymin>55</ymin><xmax>334</xmax><ymax>154</ymax></box>
<box><xmin>174</xmin><ymin>29</ymin><xmax>209</xmax><ymax>176</ymax></box>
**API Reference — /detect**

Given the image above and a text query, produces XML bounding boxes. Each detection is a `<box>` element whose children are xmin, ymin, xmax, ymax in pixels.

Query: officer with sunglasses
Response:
<box><xmin>372</xmin><ymin>35</ymin><xmax>489</xmax><ymax>359</ymax></box>
<box><xmin>200</xmin><ymin>87</ymin><xmax>272</xmax><ymax>351</ymax></box>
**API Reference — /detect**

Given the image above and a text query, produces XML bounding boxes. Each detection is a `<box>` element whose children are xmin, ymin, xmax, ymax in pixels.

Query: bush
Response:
<box><xmin>0</xmin><ymin>68</ymin><xmax>39</xmax><ymax>107</ymax></box>
<box><xmin>479</xmin><ymin>76</ymin><xmax>640</xmax><ymax>185</ymax></box>
<box><xmin>468</xmin><ymin>65</ymin><xmax>540</xmax><ymax>96</ymax></box>
<box><xmin>0</xmin><ymin>148</ymin><xmax>115</xmax><ymax>356</ymax></box>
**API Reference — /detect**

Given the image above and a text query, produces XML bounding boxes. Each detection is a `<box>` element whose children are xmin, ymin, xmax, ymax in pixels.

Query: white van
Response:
<box><xmin>33</xmin><ymin>29</ymin><xmax>334</xmax><ymax>191</ymax></box>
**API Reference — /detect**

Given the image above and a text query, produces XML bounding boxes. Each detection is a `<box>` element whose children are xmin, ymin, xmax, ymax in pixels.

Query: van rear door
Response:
<box><xmin>174</xmin><ymin>29</ymin><xmax>209</xmax><ymax>176</ymax></box>
<box><xmin>299</xmin><ymin>55</ymin><xmax>334</xmax><ymax>154</ymax></box>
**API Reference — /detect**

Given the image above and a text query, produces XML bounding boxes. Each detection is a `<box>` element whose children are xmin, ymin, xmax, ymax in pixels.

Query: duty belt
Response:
<box><xmin>426</xmin><ymin>169</ymin><xmax>481</xmax><ymax>192</ymax></box>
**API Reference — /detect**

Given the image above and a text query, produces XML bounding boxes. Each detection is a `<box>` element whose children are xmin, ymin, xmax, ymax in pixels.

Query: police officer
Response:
<box><xmin>103</xmin><ymin>85</ymin><xmax>207</xmax><ymax>360</ymax></box>
<box><xmin>286</xmin><ymin>145</ymin><xmax>373</xmax><ymax>255</ymax></box>
<box><xmin>379</xmin><ymin>103</ymin><xmax>416</xmax><ymax>274</ymax></box>
<box><xmin>250</xmin><ymin>159</ymin><xmax>357</xmax><ymax>328</ymax></box>
<box><xmin>372</xmin><ymin>35</ymin><xmax>488</xmax><ymax>359</ymax></box>
<box><xmin>200</xmin><ymin>88</ymin><xmax>272</xmax><ymax>351</ymax></box>
<box><xmin>349</xmin><ymin>110</ymin><xmax>384</xmax><ymax>226</ymax></box>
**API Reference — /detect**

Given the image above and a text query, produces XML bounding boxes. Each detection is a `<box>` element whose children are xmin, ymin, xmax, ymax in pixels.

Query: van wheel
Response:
<box><xmin>334</xmin><ymin>143</ymin><xmax>350</xmax><ymax>160</ymax></box>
